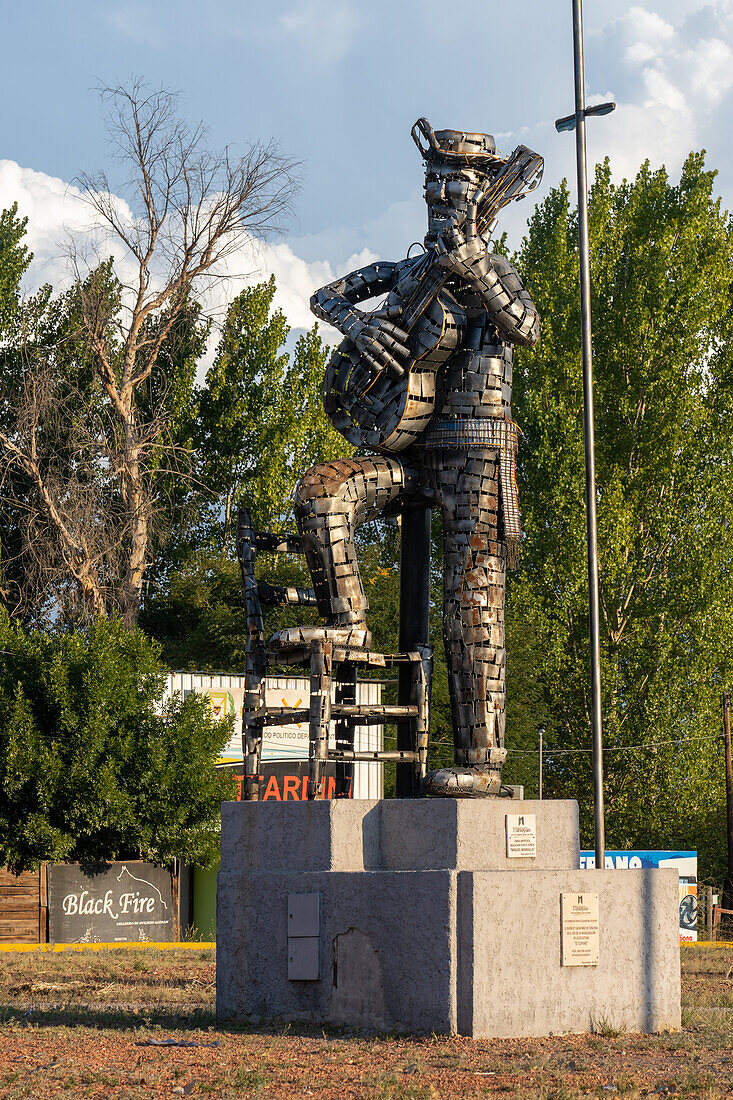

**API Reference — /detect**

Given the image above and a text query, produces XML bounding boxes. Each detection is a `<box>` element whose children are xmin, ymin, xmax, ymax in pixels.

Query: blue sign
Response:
<box><xmin>580</xmin><ymin>849</ymin><xmax>696</xmax><ymax>873</ymax></box>
<box><xmin>579</xmin><ymin>850</ymin><xmax>698</xmax><ymax>941</ymax></box>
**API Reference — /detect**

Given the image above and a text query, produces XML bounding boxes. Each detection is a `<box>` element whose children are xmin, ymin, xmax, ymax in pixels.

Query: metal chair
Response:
<box><xmin>236</xmin><ymin>506</ymin><xmax>433</xmax><ymax>801</ymax></box>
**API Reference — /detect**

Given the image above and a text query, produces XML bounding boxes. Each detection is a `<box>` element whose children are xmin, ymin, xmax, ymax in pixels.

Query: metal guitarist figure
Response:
<box><xmin>274</xmin><ymin>120</ymin><xmax>542</xmax><ymax>796</ymax></box>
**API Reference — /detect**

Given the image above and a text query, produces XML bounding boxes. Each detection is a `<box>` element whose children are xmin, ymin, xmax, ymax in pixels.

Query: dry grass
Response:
<box><xmin>0</xmin><ymin>947</ymin><xmax>215</xmax><ymax>1011</ymax></box>
<box><xmin>0</xmin><ymin>944</ymin><xmax>730</xmax><ymax>1097</ymax></box>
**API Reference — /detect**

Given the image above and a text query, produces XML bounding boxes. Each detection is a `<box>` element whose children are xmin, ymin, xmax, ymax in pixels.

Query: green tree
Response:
<box><xmin>143</xmin><ymin>278</ymin><xmax>351</xmax><ymax>669</ymax></box>
<box><xmin>137</xmin><ymin>294</ymin><xmax>212</xmax><ymax>593</ymax></box>
<box><xmin>0</xmin><ymin>203</ymin><xmax>50</xmax><ymax>615</ymax></box>
<box><xmin>0</xmin><ymin>612</ymin><xmax>235</xmax><ymax>872</ymax></box>
<box><xmin>196</xmin><ymin>277</ymin><xmax>348</xmax><ymax>539</ymax></box>
<box><xmin>0</xmin><ymin>82</ymin><xmax>297</xmax><ymax>628</ymax></box>
<box><xmin>139</xmin><ymin>551</ymin><xmax>251</xmax><ymax>672</ymax></box>
<box><xmin>0</xmin><ymin>203</ymin><xmax>32</xmax><ymax>335</ymax></box>
<box><xmin>197</xmin><ymin>277</ymin><xmax>291</xmax><ymax>541</ymax></box>
<box><xmin>508</xmin><ymin>154</ymin><xmax>733</xmax><ymax>879</ymax></box>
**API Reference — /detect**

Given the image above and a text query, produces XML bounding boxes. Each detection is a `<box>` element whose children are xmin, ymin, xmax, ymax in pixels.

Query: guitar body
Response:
<box><xmin>323</xmin><ymin>260</ymin><xmax>466</xmax><ymax>453</ymax></box>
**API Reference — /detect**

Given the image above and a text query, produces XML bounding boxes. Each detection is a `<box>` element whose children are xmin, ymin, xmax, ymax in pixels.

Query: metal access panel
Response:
<box><xmin>288</xmin><ymin>936</ymin><xmax>320</xmax><ymax>981</ymax></box>
<box><xmin>287</xmin><ymin>893</ymin><xmax>321</xmax><ymax>981</ymax></box>
<box><xmin>288</xmin><ymin>892</ymin><xmax>320</xmax><ymax>937</ymax></box>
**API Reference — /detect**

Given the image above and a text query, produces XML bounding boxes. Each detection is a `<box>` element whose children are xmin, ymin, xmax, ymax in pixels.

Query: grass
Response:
<box><xmin>0</xmin><ymin>943</ymin><xmax>730</xmax><ymax>1097</ymax></box>
<box><xmin>589</xmin><ymin>1015</ymin><xmax>626</xmax><ymax>1038</ymax></box>
<box><xmin>0</xmin><ymin>945</ymin><xmax>215</xmax><ymax>1013</ymax></box>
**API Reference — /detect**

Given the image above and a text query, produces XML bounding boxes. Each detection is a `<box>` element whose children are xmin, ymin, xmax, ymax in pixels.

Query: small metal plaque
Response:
<box><xmin>288</xmin><ymin>936</ymin><xmax>320</xmax><ymax>980</ymax></box>
<box><xmin>561</xmin><ymin>892</ymin><xmax>599</xmax><ymax>966</ymax></box>
<box><xmin>505</xmin><ymin>813</ymin><xmax>537</xmax><ymax>858</ymax></box>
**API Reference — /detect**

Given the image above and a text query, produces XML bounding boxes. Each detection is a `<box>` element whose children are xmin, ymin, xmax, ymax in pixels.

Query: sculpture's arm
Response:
<box><xmin>310</xmin><ymin>261</ymin><xmax>411</xmax><ymax>377</ymax></box>
<box><xmin>477</xmin><ymin>254</ymin><xmax>540</xmax><ymax>347</ymax></box>
<box><xmin>435</xmin><ymin>205</ymin><xmax>540</xmax><ymax>347</ymax></box>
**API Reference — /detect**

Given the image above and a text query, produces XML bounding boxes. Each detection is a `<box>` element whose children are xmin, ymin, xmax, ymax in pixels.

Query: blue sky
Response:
<box><xmin>2</xmin><ymin>1</ymin><xmax>732</xmax><ymax>331</ymax></box>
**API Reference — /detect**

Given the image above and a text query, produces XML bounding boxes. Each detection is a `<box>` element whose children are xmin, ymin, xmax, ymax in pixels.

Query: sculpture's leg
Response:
<box><xmin>270</xmin><ymin>456</ymin><xmax>419</xmax><ymax>649</ymax></box>
<box><xmin>422</xmin><ymin>447</ymin><xmax>508</xmax><ymax>797</ymax></box>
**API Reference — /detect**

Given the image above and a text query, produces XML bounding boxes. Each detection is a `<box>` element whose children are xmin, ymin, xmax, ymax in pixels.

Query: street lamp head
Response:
<box><xmin>554</xmin><ymin>101</ymin><xmax>616</xmax><ymax>134</ymax></box>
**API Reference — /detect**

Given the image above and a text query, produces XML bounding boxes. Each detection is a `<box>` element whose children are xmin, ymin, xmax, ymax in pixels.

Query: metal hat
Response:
<box><xmin>411</xmin><ymin>117</ymin><xmax>504</xmax><ymax>165</ymax></box>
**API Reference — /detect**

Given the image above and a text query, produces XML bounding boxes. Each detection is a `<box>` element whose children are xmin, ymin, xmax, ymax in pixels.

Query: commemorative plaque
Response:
<box><xmin>560</xmin><ymin>892</ymin><xmax>600</xmax><ymax>966</ymax></box>
<box><xmin>505</xmin><ymin>813</ymin><xmax>537</xmax><ymax>858</ymax></box>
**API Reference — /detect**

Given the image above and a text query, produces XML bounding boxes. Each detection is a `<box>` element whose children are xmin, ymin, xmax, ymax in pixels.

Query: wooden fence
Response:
<box><xmin>0</xmin><ymin>866</ymin><xmax>47</xmax><ymax>943</ymax></box>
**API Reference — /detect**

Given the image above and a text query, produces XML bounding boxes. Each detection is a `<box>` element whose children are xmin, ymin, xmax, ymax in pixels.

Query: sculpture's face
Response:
<box><xmin>424</xmin><ymin>161</ymin><xmax>491</xmax><ymax>242</ymax></box>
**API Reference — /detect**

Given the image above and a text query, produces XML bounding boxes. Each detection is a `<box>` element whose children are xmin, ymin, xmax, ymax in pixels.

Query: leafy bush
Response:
<box><xmin>0</xmin><ymin>613</ymin><xmax>235</xmax><ymax>872</ymax></box>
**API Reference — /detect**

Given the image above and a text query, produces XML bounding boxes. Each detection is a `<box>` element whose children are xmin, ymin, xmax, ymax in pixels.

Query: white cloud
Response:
<box><xmin>688</xmin><ymin>37</ymin><xmax>733</xmax><ymax>105</ymax></box>
<box><xmin>277</xmin><ymin>0</ymin><xmax>362</xmax><ymax>63</ymax></box>
<box><xmin>0</xmin><ymin>160</ymin><xmax>139</xmax><ymax>293</ymax></box>
<box><xmin>0</xmin><ymin>158</ymin><xmax>368</xmax><ymax>354</ymax></box>
<box><xmin>641</xmin><ymin>68</ymin><xmax>687</xmax><ymax>114</ymax></box>
<box><xmin>267</xmin><ymin>242</ymin><xmax>377</xmax><ymax>332</ymax></box>
<box><xmin>624</xmin><ymin>5</ymin><xmax>675</xmax><ymax>53</ymax></box>
<box><xmin>585</xmin><ymin>4</ymin><xmax>733</xmax><ymax>186</ymax></box>
<box><xmin>206</xmin><ymin>237</ymin><xmax>376</xmax><ymax>339</ymax></box>
<box><xmin>6</xmin><ymin>0</ymin><xmax>733</xmax><ymax>378</ymax></box>
<box><xmin>228</xmin><ymin>0</ymin><xmax>363</xmax><ymax>65</ymax></box>
<box><xmin>101</xmin><ymin>4</ymin><xmax>161</xmax><ymax>46</ymax></box>
<box><xmin>290</xmin><ymin>190</ymin><xmax>425</xmax><ymax>269</ymax></box>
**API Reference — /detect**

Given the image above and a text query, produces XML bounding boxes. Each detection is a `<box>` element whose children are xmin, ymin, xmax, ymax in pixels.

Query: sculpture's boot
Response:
<box><xmin>421</xmin><ymin>764</ymin><xmax>508</xmax><ymax>797</ymax></box>
<box><xmin>269</xmin><ymin>623</ymin><xmax>371</xmax><ymax>650</ymax></box>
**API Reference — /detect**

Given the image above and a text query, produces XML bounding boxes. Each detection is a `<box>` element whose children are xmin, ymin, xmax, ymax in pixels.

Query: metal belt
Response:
<box><xmin>417</xmin><ymin>416</ymin><xmax>523</xmax><ymax>568</ymax></box>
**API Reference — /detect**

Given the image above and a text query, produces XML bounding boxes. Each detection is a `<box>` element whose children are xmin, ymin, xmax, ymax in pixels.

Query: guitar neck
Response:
<box><xmin>401</xmin><ymin>256</ymin><xmax>449</xmax><ymax>332</ymax></box>
<box><xmin>476</xmin><ymin>146</ymin><xmax>543</xmax><ymax>235</ymax></box>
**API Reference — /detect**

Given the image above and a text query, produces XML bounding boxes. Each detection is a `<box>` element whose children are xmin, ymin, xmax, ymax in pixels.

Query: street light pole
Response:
<box><xmin>723</xmin><ymin>693</ymin><xmax>733</xmax><ymax>910</ymax></box>
<box><xmin>556</xmin><ymin>0</ymin><xmax>615</xmax><ymax>869</ymax></box>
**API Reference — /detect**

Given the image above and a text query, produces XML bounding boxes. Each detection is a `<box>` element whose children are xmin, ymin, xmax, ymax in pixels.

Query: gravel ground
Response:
<box><xmin>0</xmin><ymin>943</ymin><xmax>730</xmax><ymax>1098</ymax></box>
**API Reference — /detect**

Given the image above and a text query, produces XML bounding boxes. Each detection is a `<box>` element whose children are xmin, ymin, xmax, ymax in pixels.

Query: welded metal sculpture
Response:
<box><xmin>273</xmin><ymin>119</ymin><xmax>542</xmax><ymax>796</ymax></box>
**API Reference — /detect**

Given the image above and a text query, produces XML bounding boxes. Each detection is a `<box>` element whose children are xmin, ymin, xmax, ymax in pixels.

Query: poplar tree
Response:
<box><xmin>508</xmin><ymin>154</ymin><xmax>733</xmax><ymax>876</ymax></box>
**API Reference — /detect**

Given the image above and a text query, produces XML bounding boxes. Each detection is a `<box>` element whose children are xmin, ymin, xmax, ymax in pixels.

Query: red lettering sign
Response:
<box><xmin>233</xmin><ymin>770</ymin><xmax>351</xmax><ymax>802</ymax></box>
<box><xmin>263</xmin><ymin>775</ymin><xmax>281</xmax><ymax>801</ymax></box>
<box><xmin>283</xmin><ymin>776</ymin><xmax>301</xmax><ymax>800</ymax></box>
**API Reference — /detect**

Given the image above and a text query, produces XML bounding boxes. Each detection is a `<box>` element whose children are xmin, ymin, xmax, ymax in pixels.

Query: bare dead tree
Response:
<box><xmin>0</xmin><ymin>81</ymin><xmax>299</xmax><ymax>627</ymax></box>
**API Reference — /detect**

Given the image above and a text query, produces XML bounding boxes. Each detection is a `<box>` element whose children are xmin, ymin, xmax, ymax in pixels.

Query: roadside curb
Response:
<box><xmin>0</xmin><ymin>941</ymin><xmax>216</xmax><ymax>954</ymax></box>
<box><xmin>683</xmin><ymin>941</ymin><xmax>733</xmax><ymax>948</ymax></box>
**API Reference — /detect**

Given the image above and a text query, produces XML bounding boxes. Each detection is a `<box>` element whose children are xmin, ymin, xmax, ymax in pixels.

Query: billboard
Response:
<box><xmin>165</xmin><ymin>672</ymin><xmax>383</xmax><ymax>799</ymax></box>
<box><xmin>204</xmin><ymin>684</ymin><xmax>309</xmax><ymax>762</ymax></box>
<box><xmin>580</xmin><ymin>850</ymin><xmax>698</xmax><ymax>942</ymax></box>
<box><xmin>48</xmin><ymin>862</ymin><xmax>174</xmax><ymax>944</ymax></box>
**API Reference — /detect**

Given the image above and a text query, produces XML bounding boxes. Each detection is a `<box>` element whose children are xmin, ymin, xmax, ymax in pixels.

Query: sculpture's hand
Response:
<box><xmin>351</xmin><ymin>316</ymin><xmax>411</xmax><ymax>379</ymax></box>
<box><xmin>435</xmin><ymin>200</ymin><xmax>485</xmax><ymax>273</ymax></box>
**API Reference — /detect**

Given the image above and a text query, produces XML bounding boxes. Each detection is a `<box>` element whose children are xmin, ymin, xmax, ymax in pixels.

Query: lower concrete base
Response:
<box><xmin>216</xmin><ymin>802</ymin><xmax>681</xmax><ymax>1037</ymax></box>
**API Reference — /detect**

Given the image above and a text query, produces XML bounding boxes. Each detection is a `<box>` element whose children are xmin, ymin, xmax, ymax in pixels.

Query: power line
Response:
<box><xmin>18</xmin><ymin>728</ymin><xmax>727</xmax><ymax>757</ymax></box>
<box><xmin>504</xmin><ymin>733</ymin><xmax>723</xmax><ymax>757</ymax></box>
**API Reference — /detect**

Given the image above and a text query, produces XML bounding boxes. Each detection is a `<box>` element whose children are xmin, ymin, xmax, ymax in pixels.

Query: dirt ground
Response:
<box><xmin>0</xmin><ymin>943</ymin><xmax>731</xmax><ymax>1098</ymax></box>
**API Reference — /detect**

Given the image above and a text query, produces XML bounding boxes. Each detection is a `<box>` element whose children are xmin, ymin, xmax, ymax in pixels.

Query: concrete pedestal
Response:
<box><xmin>217</xmin><ymin>800</ymin><xmax>681</xmax><ymax>1037</ymax></box>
